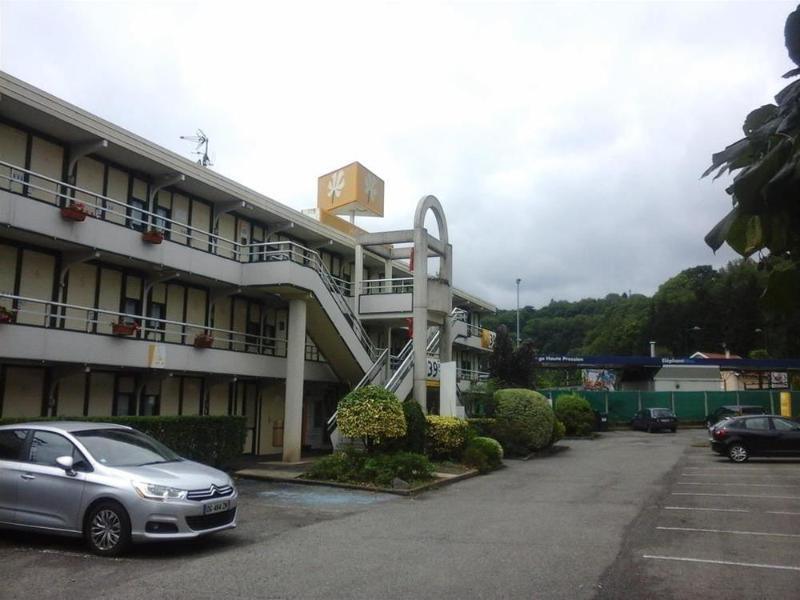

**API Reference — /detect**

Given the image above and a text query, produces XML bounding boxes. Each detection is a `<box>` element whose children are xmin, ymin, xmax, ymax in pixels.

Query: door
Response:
<box><xmin>740</xmin><ymin>417</ymin><xmax>778</xmax><ymax>455</ymax></box>
<box><xmin>0</xmin><ymin>429</ymin><xmax>28</xmax><ymax>523</ymax></box>
<box><xmin>771</xmin><ymin>417</ymin><xmax>800</xmax><ymax>455</ymax></box>
<box><xmin>15</xmin><ymin>430</ymin><xmax>88</xmax><ymax>532</ymax></box>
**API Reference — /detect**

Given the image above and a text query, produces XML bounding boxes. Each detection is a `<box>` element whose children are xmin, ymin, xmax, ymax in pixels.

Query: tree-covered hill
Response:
<box><xmin>483</xmin><ymin>260</ymin><xmax>800</xmax><ymax>358</ymax></box>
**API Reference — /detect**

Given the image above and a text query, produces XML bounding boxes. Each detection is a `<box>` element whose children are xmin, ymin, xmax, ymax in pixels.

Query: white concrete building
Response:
<box><xmin>0</xmin><ymin>72</ymin><xmax>495</xmax><ymax>460</ymax></box>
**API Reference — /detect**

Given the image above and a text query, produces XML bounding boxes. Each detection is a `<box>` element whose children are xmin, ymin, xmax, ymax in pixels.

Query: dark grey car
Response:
<box><xmin>0</xmin><ymin>422</ymin><xmax>238</xmax><ymax>556</ymax></box>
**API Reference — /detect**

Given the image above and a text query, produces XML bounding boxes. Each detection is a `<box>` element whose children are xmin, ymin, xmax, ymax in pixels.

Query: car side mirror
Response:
<box><xmin>56</xmin><ymin>455</ymin><xmax>76</xmax><ymax>475</ymax></box>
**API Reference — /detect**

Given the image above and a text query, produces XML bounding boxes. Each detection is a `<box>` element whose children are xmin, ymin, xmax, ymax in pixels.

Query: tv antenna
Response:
<box><xmin>180</xmin><ymin>129</ymin><xmax>213</xmax><ymax>167</ymax></box>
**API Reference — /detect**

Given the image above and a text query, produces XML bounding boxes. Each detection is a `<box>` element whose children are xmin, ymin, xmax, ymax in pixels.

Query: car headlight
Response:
<box><xmin>132</xmin><ymin>481</ymin><xmax>188</xmax><ymax>501</ymax></box>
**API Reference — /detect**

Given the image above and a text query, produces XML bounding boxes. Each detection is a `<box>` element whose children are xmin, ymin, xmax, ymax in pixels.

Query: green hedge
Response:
<box><xmin>463</xmin><ymin>436</ymin><xmax>504</xmax><ymax>473</ymax></box>
<box><xmin>467</xmin><ymin>417</ymin><xmax>496</xmax><ymax>438</ymax></box>
<box><xmin>554</xmin><ymin>393</ymin><xmax>595</xmax><ymax>436</ymax></box>
<box><xmin>0</xmin><ymin>416</ymin><xmax>246</xmax><ymax>468</ymax></box>
<box><xmin>493</xmin><ymin>388</ymin><xmax>555</xmax><ymax>455</ymax></box>
<box><xmin>426</xmin><ymin>415</ymin><xmax>470</xmax><ymax>459</ymax></box>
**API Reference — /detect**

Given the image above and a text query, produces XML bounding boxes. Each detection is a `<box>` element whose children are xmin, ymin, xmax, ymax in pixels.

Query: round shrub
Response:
<box><xmin>463</xmin><ymin>436</ymin><xmax>503</xmax><ymax>473</ymax></box>
<box><xmin>426</xmin><ymin>415</ymin><xmax>470</xmax><ymax>458</ymax></box>
<box><xmin>337</xmin><ymin>385</ymin><xmax>406</xmax><ymax>451</ymax></box>
<box><xmin>554</xmin><ymin>393</ymin><xmax>595</xmax><ymax>436</ymax></box>
<box><xmin>493</xmin><ymin>388</ymin><xmax>555</xmax><ymax>455</ymax></box>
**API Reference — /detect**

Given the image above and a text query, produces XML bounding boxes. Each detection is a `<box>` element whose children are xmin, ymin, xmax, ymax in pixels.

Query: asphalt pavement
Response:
<box><xmin>4</xmin><ymin>429</ymin><xmax>785</xmax><ymax>599</ymax></box>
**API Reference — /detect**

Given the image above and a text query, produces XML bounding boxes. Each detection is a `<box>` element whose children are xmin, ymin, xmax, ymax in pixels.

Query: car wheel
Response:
<box><xmin>728</xmin><ymin>443</ymin><xmax>749</xmax><ymax>463</ymax></box>
<box><xmin>670</xmin><ymin>427</ymin><xmax>677</xmax><ymax>433</ymax></box>
<box><xmin>85</xmin><ymin>501</ymin><xmax>131</xmax><ymax>557</ymax></box>
<box><xmin>647</xmin><ymin>423</ymin><xmax>652</xmax><ymax>433</ymax></box>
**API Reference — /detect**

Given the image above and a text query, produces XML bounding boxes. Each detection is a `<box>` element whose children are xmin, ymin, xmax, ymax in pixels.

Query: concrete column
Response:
<box><xmin>384</xmin><ymin>258</ymin><xmax>392</xmax><ymax>293</ymax></box>
<box><xmin>439</xmin><ymin>242</ymin><xmax>454</xmax><ymax>364</ymax></box>
<box><xmin>413</xmin><ymin>227</ymin><xmax>429</xmax><ymax>411</ymax></box>
<box><xmin>283</xmin><ymin>298</ymin><xmax>307</xmax><ymax>462</ymax></box>
<box><xmin>354</xmin><ymin>244</ymin><xmax>363</xmax><ymax>298</ymax></box>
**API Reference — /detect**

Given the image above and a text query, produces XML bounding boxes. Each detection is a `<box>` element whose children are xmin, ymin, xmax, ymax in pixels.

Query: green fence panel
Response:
<box><xmin>641</xmin><ymin>392</ymin><xmax>672</xmax><ymax>411</ymax></box>
<box><xmin>606</xmin><ymin>392</ymin><xmax>640</xmax><ymax>423</ymax></box>
<box><xmin>737</xmin><ymin>391</ymin><xmax>774</xmax><ymax>412</ymax></box>
<box><xmin>673</xmin><ymin>392</ymin><xmax>707</xmax><ymax>421</ymax></box>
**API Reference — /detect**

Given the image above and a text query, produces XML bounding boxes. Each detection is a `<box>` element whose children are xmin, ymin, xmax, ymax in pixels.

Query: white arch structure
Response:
<box><xmin>358</xmin><ymin>194</ymin><xmax>453</xmax><ymax>410</ymax></box>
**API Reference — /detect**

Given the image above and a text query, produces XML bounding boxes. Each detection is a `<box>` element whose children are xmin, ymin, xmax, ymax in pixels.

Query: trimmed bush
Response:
<box><xmin>554</xmin><ymin>393</ymin><xmax>595</xmax><ymax>436</ymax></box>
<box><xmin>0</xmin><ymin>415</ymin><xmax>246</xmax><ymax>467</ymax></box>
<box><xmin>337</xmin><ymin>385</ymin><xmax>406</xmax><ymax>451</ymax></box>
<box><xmin>493</xmin><ymin>388</ymin><xmax>555</xmax><ymax>455</ymax></box>
<box><xmin>401</xmin><ymin>400</ymin><xmax>427</xmax><ymax>453</ymax></box>
<box><xmin>551</xmin><ymin>419</ymin><xmax>566</xmax><ymax>446</ymax></box>
<box><xmin>463</xmin><ymin>436</ymin><xmax>503</xmax><ymax>473</ymax></box>
<box><xmin>306</xmin><ymin>450</ymin><xmax>434</xmax><ymax>486</ymax></box>
<box><xmin>467</xmin><ymin>417</ymin><xmax>496</xmax><ymax>438</ymax></box>
<box><xmin>426</xmin><ymin>415</ymin><xmax>470</xmax><ymax>459</ymax></box>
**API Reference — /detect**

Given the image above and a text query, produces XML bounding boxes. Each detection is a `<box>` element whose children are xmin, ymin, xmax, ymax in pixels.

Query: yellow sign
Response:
<box><xmin>481</xmin><ymin>329</ymin><xmax>496</xmax><ymax>349</ymax></box>
<box><xmin>317</xmin><ymin>162</ymin><xmax>384</xmax><ymax>218</ymax></box>
<box><xmin>148</xmin><ymin>344</ymin><xmax>166</xmax><ymax>368</ymax></box>
<box><xmin>780</xmin><ymin>391</ymin><xmax>792</xmax><ymax>417</ymax></box>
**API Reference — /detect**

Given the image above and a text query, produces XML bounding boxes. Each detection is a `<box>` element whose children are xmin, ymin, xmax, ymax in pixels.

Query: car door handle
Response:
<box><xmin>20</xmin><ymin>473</ymin><xmax>36</xmax><ymax>480</ymax></box>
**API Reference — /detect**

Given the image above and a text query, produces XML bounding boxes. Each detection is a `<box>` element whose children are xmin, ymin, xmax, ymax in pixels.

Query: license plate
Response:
<box><xmin>203</xmin><ymin>499</ymin><xmax>230</xmax><ymax>515</ymax></box>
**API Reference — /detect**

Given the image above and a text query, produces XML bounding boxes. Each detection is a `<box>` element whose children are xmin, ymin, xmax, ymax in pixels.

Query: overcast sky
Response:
<box><xmin>0</xmin><ymin>0</ymin><xmax>794</xmax><ymax>308</ymax></box>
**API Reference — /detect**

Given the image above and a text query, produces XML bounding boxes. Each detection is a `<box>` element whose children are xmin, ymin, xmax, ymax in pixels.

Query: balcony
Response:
<box><xmin>0</xmin><ymin>293</ymin><xmax>336</xmax><ymax>381</ymax></box>
<box><xmin>452</xmin><ymin>311</ymin><xmax>495</xmax><ymax>352</ymax></box>
<box><xmin>357</xmin><ymin>277</ymin><xmax>413</xmax><ymax>317</ymax></box>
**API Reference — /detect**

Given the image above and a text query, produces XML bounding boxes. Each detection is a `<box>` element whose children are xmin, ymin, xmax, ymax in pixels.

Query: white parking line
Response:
<box><xmin>672</xmin><ymin>492</ymin><xmax>800</xmax><ymax>500</ymax></box>
<box><xmin>663</xmin><ymin>506</ymin><xmax>749</xmax><ymax>513</ymax></box>
<box><xmin>643</xmin><ymin>555</ymin><xmax>800</xmax><ymax>572</ymax></box>
<box><xmin>656</xmin><ymin>526</ymin><xmax>800</xmax><ymax>538</ymax></box>
<box><xmin>682</xmin><ymin>473</ymin><xmax>800</xmax><ymax>479</ymax></box>
<box><xmin>767</xmin><ymin>511</ymin><xmax>800</xmax><ymax>516</ymax></box>
<box><xmin>678</xmin><ymin>482</ymin><xmax>800</xmax><ymax>488</ymax></box>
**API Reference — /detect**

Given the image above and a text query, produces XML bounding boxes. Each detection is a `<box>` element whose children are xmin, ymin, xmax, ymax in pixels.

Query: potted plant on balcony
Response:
<box><xmin>111</xmin><ymin>320</ymin><xmax>140</xmax><ymax>336</ymax></box>
<box><xmin>194</xmin><ymin>332</ymin><xmax>214</xmax><ymax>348</ymax></box>
<box><xmin>0</xmin><ymin>306</ymin><xmax>16</xmax><ymax>324</ymax></box>
<box><xmin>60</xmin><ymin>200</ymin><xmax>91</xmax><ymax>222</ymax></box>
<box><xmin>141</xmin><ymin>228</ymin><xmax>164</xmax><ymax>244</ymax></box>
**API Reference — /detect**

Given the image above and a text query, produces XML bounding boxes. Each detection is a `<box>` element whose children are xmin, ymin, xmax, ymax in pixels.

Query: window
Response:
<box><xmin>123</xmin><ymin>298</ymin><xmax>141</xmax><ymax>325</ymax></box>
<box><xmin>744</xmin><ymin>417</ymin><xmax>770</xmax><ymax>431</ymax></box>
<box><xmin>28</xmin><ymin>431</ymin><xmax>75</xmax><ymax>467</ymax></box>
<box><xmin>126</xmin><ymin>197</ymin><xmax>146</xmax><ymax>231</ymax></box>
<box><xmin>114</xmin><ymin>393</ymin><xmax>135</xmax><ymax>416</ymax></box>
<box><xmin>246</xmin><ymin>320</ymin><xmax>261</xmax><ymax>352</ymax></box>
<box><xmin>0</xmin><ymin>430</ymin><xmax>27</xmax><ymax>461</ymax></box>
<box><xmin>153</xmin><ymin>205</ymin><xmax>171</xmax><ymax>236</ymax></box>
<box><xmin>773</xmin><ymin>418</ymin><xmax>798</xmax><ymax>431</ymax></box>
<box><xmin>139</xmin><ymin>394</ymin><xmax>159</xmax><ymax>416</ymax></box>
<box><xmin>147</xmin><ymin>302</ymin><xmax>165</xmax><ymax>337</ymax></box>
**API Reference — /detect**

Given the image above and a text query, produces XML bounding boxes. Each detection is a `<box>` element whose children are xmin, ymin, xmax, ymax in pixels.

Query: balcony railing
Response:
<box><xmin>360</xmin><ymin>277</ymin><xmax>414</xmax><ymax>295</ymax></box>
<box><xmin>0</xmin><ymin>292</ymin><xmax>325</xmax><ymax>360</ymax></box>
<box><xmin>457</xmin><ymin>368</ymin><xmax>490</xmax><ymax>382</ymax></box>
<box><xmin>0</xmin><ymin>161</ymin><xmax>378</xmax><ymax>360</ymax></box>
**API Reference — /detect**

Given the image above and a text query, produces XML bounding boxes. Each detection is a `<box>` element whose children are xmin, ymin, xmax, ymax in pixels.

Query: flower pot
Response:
<box><xmin>194</xmin><ymin>333</ymin><xmax>214</xmax><ymax>348</ymax></box>
<box><xmin>141</xmin><ymin>230</ymin><xmax>164</xmax><ymax>244</ymax></box>
<box><xmin>60</xmin><ymin>203</ymin><xmax>89</xmax><ymax>222</ymax></box>
<box><xmin>0</xmin><ymin>310</ymin><xmax>15</xmax><ymax>324</ymax></box>
<box><xmin>112</xmin><ymin>322</ymin><xmax>139</xmax><ymax>336</ymax></box>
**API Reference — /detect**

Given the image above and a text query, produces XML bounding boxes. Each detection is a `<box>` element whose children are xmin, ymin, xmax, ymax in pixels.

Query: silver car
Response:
<box><xmin>0</xmin><ymin>421</ymin><xmax>238</xmax><ymax>556</ymax></box>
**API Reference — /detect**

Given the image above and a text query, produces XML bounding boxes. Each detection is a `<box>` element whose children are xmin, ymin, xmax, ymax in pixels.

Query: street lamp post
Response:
<box><xmin>515</xmin><ymin>278</ymin><xmax>521</xmax><ymax>348</ymax></box>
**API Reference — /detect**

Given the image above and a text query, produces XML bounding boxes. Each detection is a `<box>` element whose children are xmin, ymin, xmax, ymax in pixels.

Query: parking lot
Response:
<box><xmin>599</xmin><ymin>429</ymin><xmax>800</xmax><ymax>598</ymax></box>
<box><xmin>2</xmin><ymin>429</ymin><xmax>798</xmax><ymax>599</ymax></box>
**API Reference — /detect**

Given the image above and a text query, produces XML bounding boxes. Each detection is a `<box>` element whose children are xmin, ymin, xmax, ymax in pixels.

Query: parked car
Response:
<box><xmin>631</xmin><ymin>408</ymin><xmax>678</xmax><ymax>433</ymax></box>
<box><xmin>0</xmin><ymin>422</ymin><xmax>237</xmax><ymax>556</ymax></box>
<box><xmin>710</xmin><ymin>415</ymin><xmax>800</xmax><ymax>462</ymax></box>
<box><xmin>705</xmin><ymin>405</ymin><xmax>766</xmax><ymax>430</ymax></box>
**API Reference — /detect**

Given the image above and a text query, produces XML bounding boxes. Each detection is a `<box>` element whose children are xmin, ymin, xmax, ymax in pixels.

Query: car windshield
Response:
<box><xmin>73</xmin><ymin>429</ymin><xmax>182</xmax><ymax>467</ymax></box>
<box><xmin>652</xmin><ymin>409</ymin><xmax>675</xmax><ymax>418</ymax></box>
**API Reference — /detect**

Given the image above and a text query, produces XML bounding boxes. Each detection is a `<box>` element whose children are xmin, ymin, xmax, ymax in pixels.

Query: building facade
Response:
<box><xmin>0</xmin><ymin>72</ymin><xmax>495</xmax><ymax>459</ymax></box>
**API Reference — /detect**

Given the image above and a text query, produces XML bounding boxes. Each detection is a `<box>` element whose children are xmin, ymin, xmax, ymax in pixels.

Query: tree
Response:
<box><xmin>488</xmin><ymin>325</ymin><xmax>539</xmax><ymax>388</ymax></box>
<box><xmin>702</xmin><ymin>6</ymin><xmax>800</xmax><ymax>311</ymax></box>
